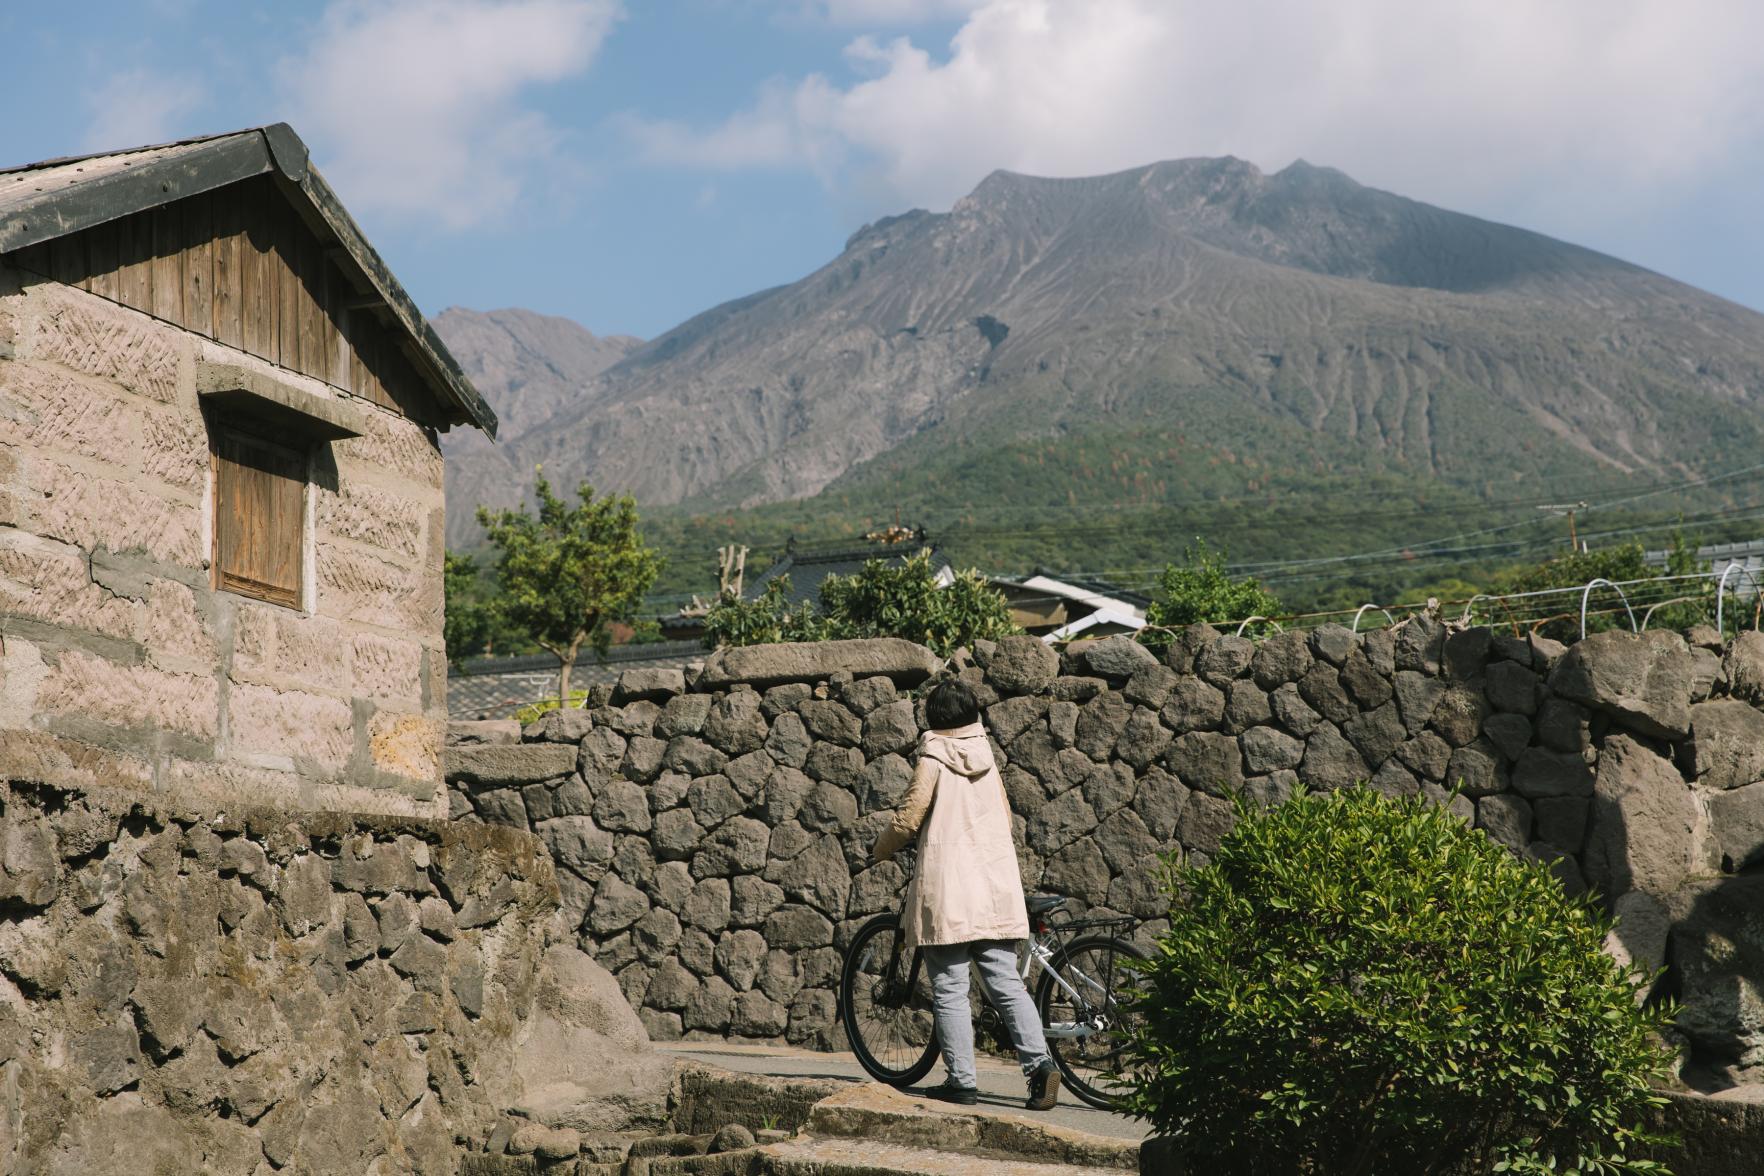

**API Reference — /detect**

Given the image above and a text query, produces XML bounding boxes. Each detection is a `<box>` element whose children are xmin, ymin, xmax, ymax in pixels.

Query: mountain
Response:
<box><xmin>432</xmin><ymin>307</ymin><xmax>641</xmax><ymax>458</ymax></box>
<box><xmin>440</xmin><ymin>158</ymin><xmax>1764</xmax><ymax>598</ymax></box>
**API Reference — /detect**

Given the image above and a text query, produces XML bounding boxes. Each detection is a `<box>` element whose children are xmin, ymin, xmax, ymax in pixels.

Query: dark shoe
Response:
<box><xmin>1025</xmin><ymin>1060</ymin><xmax>1061</xmax><ymax>1111</ymax></box>
<box><xmin>921</xmin><ymin>1079</ymin><xmax>979</xmax><ymax>1106</ymax></box>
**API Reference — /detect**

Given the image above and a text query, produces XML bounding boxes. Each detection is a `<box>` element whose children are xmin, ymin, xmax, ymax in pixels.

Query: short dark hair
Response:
<box><xmin>926</xmin><ymin>678</ymin><xmax>981</xmax><ymax>730</ymax></box>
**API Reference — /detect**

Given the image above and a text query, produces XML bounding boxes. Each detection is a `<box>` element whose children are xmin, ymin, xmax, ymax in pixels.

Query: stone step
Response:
<box><xmin>757</xmin><ymin>1135</ymin><xmax>1132</xmax><ymax>1176</ymax></box>
<box><xmin>797</xmin><ymin>1084</ymin><xmax>1139</xmax><ymax>1170</ymax></box>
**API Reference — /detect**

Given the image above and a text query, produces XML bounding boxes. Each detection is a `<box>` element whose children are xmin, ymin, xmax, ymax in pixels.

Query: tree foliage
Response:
<box><xmin>1144</xmin><ymin>540</ymin><xmax>1282</xmax><ymax>637</ymax></box>
<box><xmin>1121</xmin><ymin>788</ymin><xmax>1677</xmax><ymax>1175</ymax></box>
<box><xmin>442</xmin><ymin>550</ymin><xmax>494</xmax><ymax>670</ymax></box>
<box><xmin>1489</xmin><ymin>534</ymin><xmax>1710</xmax><ymax>640</ymax></box>
<box><xmin>475</xmin><ymin>472</ymin><xmax>663</xmax><ymax>702</ymax></box>
<box><xmin>701</xmin><ymin>549</ymin><xmax>1018</xmax><ymax>655</ymax></box>
<box><xmin>700</xmin><ymin>577</ymin><xmax>820</xmax><ymax>650</ymax></box>
<box><xmin>442</xmin><ymin>550</ymin><xmax>534</xmax><ymax>669</ymax></box>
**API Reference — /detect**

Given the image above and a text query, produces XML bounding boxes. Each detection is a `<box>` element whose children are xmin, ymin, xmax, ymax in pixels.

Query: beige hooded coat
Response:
<box><xmin>871</xmin><ymin>723</ymin><xmax>1029</xmax><ymax>950</ymax></box>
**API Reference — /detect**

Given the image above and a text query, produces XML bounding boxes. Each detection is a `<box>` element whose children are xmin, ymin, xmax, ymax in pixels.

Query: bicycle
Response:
<box><xmin>838</xmin><ymin>891</ymin><xmax>1147</xmax><ymax>1111</ymax></box>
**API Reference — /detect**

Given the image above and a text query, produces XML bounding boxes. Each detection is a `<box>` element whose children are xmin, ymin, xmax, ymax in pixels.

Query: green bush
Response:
<box><xmin>701</xmin><ymin>577</ymin><xmax>823</xmax><ymax>649</ymax></box>
<box><xmin>512</xmin><ymin>691</ymin><xmax>589</xmax><ymax>724</ymax></box>
<box><xmin>1144</xmin><ymin>539</ymin><xmax>1281</xmax><ymax>642</ymax></box>
<box><xmin>701</xmin><ymin>549</ymin><xmax>1019</xmax><ymax>656</ymax></box>
<box><xmin>1489</xmin><ymin>533</ymin><xmax>1710</xmax><ymax>642</ymax></box>
<box><xmin>1121</xmin><ymin>788</ymin><xmax>1677</xmax><ymax>1175</ymax></box>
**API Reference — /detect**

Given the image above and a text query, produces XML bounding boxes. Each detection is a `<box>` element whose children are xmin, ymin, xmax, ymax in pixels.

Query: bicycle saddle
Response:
<box><xmin>1025</xmin><ymin>894</ymin><xmax>1069</xmax><ymax>916</ymax></box>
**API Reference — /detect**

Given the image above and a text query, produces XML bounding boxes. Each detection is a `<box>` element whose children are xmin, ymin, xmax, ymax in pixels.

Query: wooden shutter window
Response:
<box><xmin>213</xmin><ymin>428</ymin><xmax>307</xmax><ymax>608</ymax></box>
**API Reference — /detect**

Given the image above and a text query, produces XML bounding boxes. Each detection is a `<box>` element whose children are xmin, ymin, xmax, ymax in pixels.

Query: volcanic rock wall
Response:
<box><xmin>0</xmin><ymin>777</ymin><xmax>674</xmax><ymax>1174</ymax></box>
<box><xmin>445</xmin><ymin>623</ymin><xmax>1764</xmax><ymax>1086</ymax></box>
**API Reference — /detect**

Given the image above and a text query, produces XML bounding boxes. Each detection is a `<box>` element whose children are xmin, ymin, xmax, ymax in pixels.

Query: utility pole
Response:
<box><xmin>1537</xmin><ymin>502</ymin><xmax>1589</xmax><ymax>554</ymax></box>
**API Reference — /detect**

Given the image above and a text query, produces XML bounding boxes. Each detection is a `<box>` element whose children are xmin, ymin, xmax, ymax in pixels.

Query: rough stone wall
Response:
<box><xmin>0</xmin><ymin>264</ymin><xmax>451</xmax><ymax>816</ymax></box>
<box><xmin>445</xmin><ymin>624</ymin><xmax>1764</xmax><ymax>1089</ymax></box>
<box><xmin>0</xmin><ymin>777</ymin><xmax>570</xmax><ymax>1173</ymax></box>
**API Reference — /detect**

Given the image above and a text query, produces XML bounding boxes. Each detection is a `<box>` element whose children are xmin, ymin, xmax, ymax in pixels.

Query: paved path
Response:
<box><xmin>656</xmin><ymin>1041</ymin><xmax>1149</xmax><ymax>1143</ymax></box>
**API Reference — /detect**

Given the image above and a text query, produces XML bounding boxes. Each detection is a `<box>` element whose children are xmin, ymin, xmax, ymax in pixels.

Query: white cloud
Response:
<box><xmin>279</xmin><ymin>0</ymin><xmax>620</xmax><ymax>229</ymax></box>
<box><xmin>793</xmin><ymin>0</ymin><xmax>985</xmax><ymax>24</ymax></box>
<box><xmin>83</xmin><ymin>69</ymin><xmax>205</xmax><ymax>151</ymax></box>
<box><xmin>627</xmin><ymin>0</ymin><xmax>1764</xmax><ymax>230</ymax></box>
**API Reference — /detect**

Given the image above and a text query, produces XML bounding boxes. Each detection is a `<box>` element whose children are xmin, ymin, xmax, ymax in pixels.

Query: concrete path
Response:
<box><xmin>655</xmin><ymin>1041</ymin><xmax>1150</xmax><ymax>1143</ymax></box>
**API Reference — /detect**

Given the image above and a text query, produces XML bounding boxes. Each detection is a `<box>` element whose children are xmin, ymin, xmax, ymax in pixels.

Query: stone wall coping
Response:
<box><xmin>695</xmin><ymin>638</ymin><xmax>944</xmax><ymax>689</ymax></box>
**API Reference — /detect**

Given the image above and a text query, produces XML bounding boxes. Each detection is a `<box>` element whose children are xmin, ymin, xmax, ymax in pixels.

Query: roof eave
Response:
<box><xmin>286</xmin><ymin>152</ymin><xmax>497</xmax><ymax>438</ymax></box>
<box><xmin>0</xmin><ymin>132</ymin><xmax>273</xmax><ymax>254</ymax></box>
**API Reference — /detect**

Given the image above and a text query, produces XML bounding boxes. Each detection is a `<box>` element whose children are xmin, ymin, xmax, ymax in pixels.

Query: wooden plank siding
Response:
<box><xmin>212</xmin><ymin>426</ymin><xmax>306</xmax><ymax>609</ymax></box>
<box><xmin>2</xmin><ymin>177</ymin><xmax>446</xmax><ymax>428</ymax></box>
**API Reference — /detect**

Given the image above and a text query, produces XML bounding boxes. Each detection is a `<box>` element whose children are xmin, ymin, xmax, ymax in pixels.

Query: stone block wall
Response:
<box><xmin>0</xmin><ymin>777</ymin><xmax>569</xmax><ymax>1173</ymax></box>
<box><xmin>446</xmin><ymin>624</ymin><xmax>1764</xmax><ymax>1089</ymax></box>
<box><xmin>0</xmin><ymin>265</ymin><xmax>451</xmax><ymax>816</ymax></box>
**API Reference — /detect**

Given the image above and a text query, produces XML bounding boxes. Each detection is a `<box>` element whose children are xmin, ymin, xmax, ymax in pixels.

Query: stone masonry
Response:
<box><xmin>0</xmin><ymin>265</ymin><xmax>452</xmax><ymax>817</ymax></box>
<box><xmin>0</xmin><ymin>776</ymin><xmax>679</xmax><ymax>1173</ymax></box>
<box><xmin>446</xmin><ymin>625</ymin><xmax>1764</xmax><ymax>1089</ymax></box>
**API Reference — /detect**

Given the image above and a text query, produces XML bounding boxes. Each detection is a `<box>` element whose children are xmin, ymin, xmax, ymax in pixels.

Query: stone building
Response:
<box><xmin>0</xmin><ymin>124</ymin><xmax>496</xmax><ymax>816</ymax></box>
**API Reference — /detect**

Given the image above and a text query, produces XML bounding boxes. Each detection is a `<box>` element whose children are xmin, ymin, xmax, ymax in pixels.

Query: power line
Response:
<box><xmin>1037</xmin><ymin>501</ymin><xmax>1764</xmax><ymax>591</ymax></box>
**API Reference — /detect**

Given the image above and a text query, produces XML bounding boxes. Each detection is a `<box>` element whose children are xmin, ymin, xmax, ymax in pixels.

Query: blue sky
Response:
<box><xmin>4</xmin><ymin>1</ymin><xmax>1763</xmax><ymax>341</ymax></box>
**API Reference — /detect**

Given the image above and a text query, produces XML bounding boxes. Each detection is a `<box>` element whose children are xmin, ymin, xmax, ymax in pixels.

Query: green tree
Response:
<box><xmin>816</xmin><ymin>550</ymin><xmax>1018</xmax><ymax>655</ymax></box>
<box><xmin>701</xmin><ymin>549</ymin><xmax>1019</xmax><ymax>655</ymax></box>
<box><xmin>476</xmin><ymin>473</ymin><xmax>663</xmax><ymax>704</ymax></box>
<box><xmin>701</xmin><ymin>576</ymin><xmax>823</xmax><ymax>649</ymax></box>
<box><xmin>1489</xmin><ymin>533</ymin><xmax>1710</xmax><ymax>640</ymax></box>
<box><xmin>1145</xmin><ymin>540</ymin><xmax>1282</xmax><ymax>637</ymax></box>
<box><xmin>442</xmin><ymin>550</ymin><xmax>498</xmax><ymax>669</ymax></box>
<box><xmin>1122</xmin><ymin>788</ymin><xmax>1677</xmax><ymax>1175</ymax></box>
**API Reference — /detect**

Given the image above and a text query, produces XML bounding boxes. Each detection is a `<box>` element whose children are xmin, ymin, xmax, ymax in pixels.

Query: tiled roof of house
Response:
<box><xmin>446</xmin><ymin>640</ymin><xmax>704</xmax><ymax>719</ymax></box>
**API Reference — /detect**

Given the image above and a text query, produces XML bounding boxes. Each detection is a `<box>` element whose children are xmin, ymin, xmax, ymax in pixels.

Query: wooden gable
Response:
<box><xmin>6</xmin><ymin>175</ymin><xmax>446</xmax><ymax>427</ymax></box>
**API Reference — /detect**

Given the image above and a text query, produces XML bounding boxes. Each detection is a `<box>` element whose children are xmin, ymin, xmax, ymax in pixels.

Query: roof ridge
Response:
<box><xmin>0</xmin><ymin>125</ymin><xmax>268</xmax><ymax>177</ymax></box>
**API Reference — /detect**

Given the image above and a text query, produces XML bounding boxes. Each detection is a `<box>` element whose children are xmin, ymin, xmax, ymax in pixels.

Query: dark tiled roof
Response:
<box><xmin>750</xmin><ymin>544</ymin><xmax>949</xmax><ymax>610</ymax></box>
<box><xmin>446</xmin><ymin>640</ymin><xmax>703</xmax><ymax>719</ymax></box>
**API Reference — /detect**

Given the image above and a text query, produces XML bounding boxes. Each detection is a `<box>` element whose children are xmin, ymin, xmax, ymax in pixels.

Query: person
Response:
<box><xmin>870</xmin><ymin>677</ymin><xmax>1061</xmax><ymax>1111</ymax></box>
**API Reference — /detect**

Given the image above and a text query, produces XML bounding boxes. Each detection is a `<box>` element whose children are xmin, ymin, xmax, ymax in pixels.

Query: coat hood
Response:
<box><xmin>920</xmin><ymin>723</ymin><xmax>996</xmax><ymax>778</ymax></box>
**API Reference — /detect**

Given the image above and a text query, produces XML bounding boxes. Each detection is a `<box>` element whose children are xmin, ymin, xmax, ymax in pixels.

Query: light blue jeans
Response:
<box><xmin>922</xmin><ymin>940</ymin><xmax>1051</xmax><ymax>1089</ymax></box>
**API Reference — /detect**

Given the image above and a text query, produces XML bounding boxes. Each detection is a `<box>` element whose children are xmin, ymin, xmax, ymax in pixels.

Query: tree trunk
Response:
<box><xmin>556</xmin><ymin>632</ymin><xmax>586</xmax><ymax>707</ymax></box>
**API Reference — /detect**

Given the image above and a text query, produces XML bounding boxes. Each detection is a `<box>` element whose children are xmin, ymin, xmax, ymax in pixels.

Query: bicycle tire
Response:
<box><xmin>1034</xmin><ymin>934</ymin><xmax>1147</xmax><ymax>1111</ymax></box>
<box><xmin>839</xmin><ymin>912</ymin><xmax>941</xmax><ymax>1087</ymax></box>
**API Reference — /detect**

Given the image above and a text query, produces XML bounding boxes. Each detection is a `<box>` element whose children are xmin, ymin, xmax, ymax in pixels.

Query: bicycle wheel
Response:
<box><xmin>839</xmin><ymin>912</ymin><xmax>941</xmax><ymax>1087</ymax></box>
<box><xmin>1034</xmin><ymin>935</ymin><xmax>1148</xmax><ymax>1110</ymax></box>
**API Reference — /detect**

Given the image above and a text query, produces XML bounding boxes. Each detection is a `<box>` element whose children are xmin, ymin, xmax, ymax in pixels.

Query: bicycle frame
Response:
<box><xmin>1026</xmin><ymin>937</ymin><xmax>1110</xmax><ymax>1039</ymax></box>
<box><xmin>1021</xmin><ymin>920</ymin><xmax>1129</xmax><ymax>1039</ymax></box>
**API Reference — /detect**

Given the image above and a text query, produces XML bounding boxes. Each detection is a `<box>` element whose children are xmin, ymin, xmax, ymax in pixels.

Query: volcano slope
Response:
<box><xmin>442</xmin><ymin>158</ymin><xmax>1764</xmax><ymax>593</ymax></box>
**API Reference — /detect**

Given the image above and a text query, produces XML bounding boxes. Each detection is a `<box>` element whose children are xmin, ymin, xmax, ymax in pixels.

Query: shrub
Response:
<box><xmin>1144</xmin><ymin>539</ymin><xmax>1281</xmax><ymax>641</ymax></box>
<box><xmin>1489</xmin><ymin>533</ymin><xmax>1710</xmax><ymax>642</ymax></box>
<box><xmin>1121</xmin><ymin>788</ymin><xmax>1677</xmax><ymax>1175</ymax></box>
<box><xmin>815</xmin><ymin>550</ymin><xmax>1019</xmax><ymax>655</ymax></box>
<box><xmin>701</xmin><ymin>577</ymin><xmax>823</xmax><ymax>649</ymax></box>
<box><xmin>513</xmin><ymin>691</ymin><xmax>589</xmax><ymax>724</ymax></box>
<box><xmin>701</xmin><ymin>550</ymin><xmax>1019</xmax><ymax>655</ymax></box>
